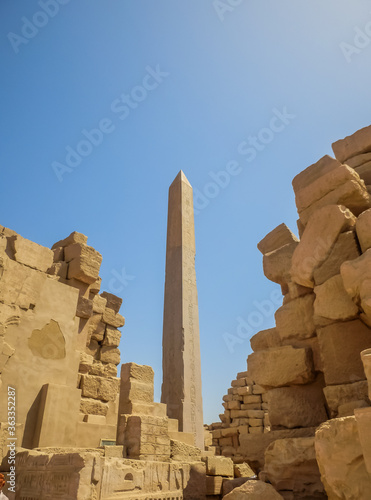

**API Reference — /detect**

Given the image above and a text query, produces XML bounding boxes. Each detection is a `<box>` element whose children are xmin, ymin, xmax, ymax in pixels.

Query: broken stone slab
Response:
<box><xmin>361</xmin><ymin>348</ymin><xmax>371</xmax><ymax>399</ymax></box>
<box><xmin>102</xmin><ymin>307</ymin><xmax>125</xmax><ymax>328</ymax></box>
<box><xmin>248</xmin><ymin>346</ymin><xmax>315</xmax><ymax>388</ymax></box>
<box><xmin>292</xmin><ymin>155</ymin><xmax>340</xmax><ymax>193</ymax></box>
<box><xmin>267</xmin><ymin>377</ymin><xmax>328</xmax><ymax>429</ymax></box>
<box><xmin>234</xmin><ymin>462</ymin><xmax>255</xmax><ymax>478</ymax></box>
<box><xmin>291</xmin><ymin>204</ymin><xmax>356</xmax><ymax>287</ymax></box>
<box><xmin>12</xmin><ymin>234</ymin><xmax>53</xmax><ymax>272</ymax></box>
<box><xmin>257</xmin><ymin>223</ymin><xmax>298</xmax><ymax>255</ymax></box>
<box><xmin>356</xmin><ymin>207</ymin><xmax>371</xmax><ymax>252</ymax></box>
<box><xmin>250</xmin><ymin>328</ymin><xmax>281</xmax><ymax>352</ymax></box>
<box><xmin>275</xmin><ymin>293</ymin><xmax>316</xmax><ymax>341</ymax></box>
<box><xmin>332</xmin><ymin>124</ymin><xmax>371</xmax><ymax>162</ymax></box>
<box><xmin>315</xmin><ymin>416</ymin><xmax>371</xmax><ymax>499</ymax></box>
<box><xmin>223</xmin><ymin>479</ymin><xmax>284</xmax><ymax>499</ymax></box>
<box><xmin>263</xmin><ymin>437</ymin><xmax>325</xmax><ymax>498</ymax></box>
<box><xmin>323</xmin><ymin>380</ymin><xmax>370</xmax><ymax>418</ymax></box>
<box><xmin>206</xmin><ymin>456</ymin><xmax>234</xmax><ymax>477</ymax></box>
<box><xmin>263</xmin><ymin>242</ymin><xmax>298</xmax><ymax>285</ymax></box>
<box><xmin>313</xmin><ymin>230</ymin><xmax>360</xmax><ymax>285</ymax></box>
<box><xmin>65</xmin><ymin>243</ymin><xmax>103</xmax><ymax>284</ymax></box>
<box><xmin>317</xmin><ymin>319</ymin><xmax>371</xmax><ymax>385</ymax></box>
<box><xmin>295</xmin><ymin>163</ymin><xmax>363</xmax><ymax>212</ymax></box>
<box><xmin>102</xmin><ymin>325</ymin><xmax>121</xmax><ymax>347</ymax></box>
<box><xmin>51</xmin><ymin>231</ymin><xmax>88</xmax><ymax>249</ymax></box>
<box><xmin>298</xmin><ymin>180</ymin><xmax>370</xmax><ymax>226</ymax></box>
<box><xmin>313</xmin><ymin>274</ymin><xmax>359</xmax><ymax>324</ymax></box>
<box><xmin>92</xmin><ymin>294</ymin><xmax>107</xmax><ymax>314</ymax></box>
<box><xmin>99</xmin><ymin>346</ymin><xmax>120</xmax><ymax>365</ymax></box>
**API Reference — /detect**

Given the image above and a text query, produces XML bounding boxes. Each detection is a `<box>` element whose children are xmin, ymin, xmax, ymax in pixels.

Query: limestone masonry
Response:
<box><xmin>1</xmin><ymin>124</ymin><xmax>371</xmax><ymax>498</ymax></box>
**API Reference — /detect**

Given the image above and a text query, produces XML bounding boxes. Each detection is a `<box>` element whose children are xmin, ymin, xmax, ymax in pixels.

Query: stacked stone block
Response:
<box><xmin>208</xmin><ymin>370</ymin><xmax>269</xmax><ymax>462</ymax></box>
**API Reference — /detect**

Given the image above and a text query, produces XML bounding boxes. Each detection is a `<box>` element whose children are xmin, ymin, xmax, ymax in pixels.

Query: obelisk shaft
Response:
<box><xmin>161</xmin><ymin>171</ymin><xmax>204</xmax><ymax>450</ymax></box>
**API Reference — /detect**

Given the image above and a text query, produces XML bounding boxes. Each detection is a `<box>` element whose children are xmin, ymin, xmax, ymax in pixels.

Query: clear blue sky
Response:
<box><xmin>1</xmin><ymin>0</ymin><xmax>371</xmax><ymax>424</ymax></box>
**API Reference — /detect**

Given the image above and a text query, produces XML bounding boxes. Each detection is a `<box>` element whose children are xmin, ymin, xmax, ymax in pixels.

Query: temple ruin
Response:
<box><xmin>1</xmin><ymin>125</ymin><xmax>371</xmax><ymax>498</ymax></box>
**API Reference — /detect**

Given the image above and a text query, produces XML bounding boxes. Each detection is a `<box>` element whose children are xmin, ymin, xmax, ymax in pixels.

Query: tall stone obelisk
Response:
<box><xmin>161</xmin><ymin>171</ymin><xmax>204</xmax><ymax>450</ymax></box>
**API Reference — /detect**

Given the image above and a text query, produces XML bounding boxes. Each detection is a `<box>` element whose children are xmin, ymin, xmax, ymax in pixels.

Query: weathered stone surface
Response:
<box><xmin>356</xmin><ymin>207</ymin><xmax>371</xmax><ymax>252</ymax></box>
<box><xmin>12</xmin><ymin>234</ymin><xmax>53</xmax><ymax>272</ymax></box>
<box><xmin>92</xmin><ymin>294</ymin><xmax>107</xmax><ymax>314</ymax></box>
<box><xmin>103</xmin><ymin>325</ymin><xmax>121</xmax><ymax>347</ymax></box>
<box><xmin>80</xmin><ymin>374</ymin><xmax>119</xmax><ymax>402</ymax></box>
<box><xmin>333</xmin><ymin>124</ymin><xmax>371</xmax><ymax>162</ymax></box>
<box><xmin>76</xmin><ymin>296</ymin><xmax>93</xmax><ymax>319</ymax></box>
<box><xmin>248</xmin><ymin>346</ymin><xmax>314</xmax><ymax>388</ymax></box>
<box><xmin>102</xmin><ymin>307</ymin><xmax>125</xmax><ymax>328</ymax></box>
<box><xmin>161</xmin><ymin>171</ymin><xmax>204</xmax><ymax>450</ymax></box>
<box><xmin>267</xmin><ymin>378</ymin><xmax>327</xmax><ymax>429</ymax></box>
<box><xmin>80</xmin><ymin>397</ymin><xmax>109</xmax><ymax>416</ymax></box>
<box><xmin>100</xmin><ymin>291</ymin><xmax>123</xmax><ymax>313</ymax></box>
<box><xmin>280</xmin><ymin>335</ymin><xmax>323</xmax><ymax>372</ymax></box>
<box><xmin>317</xmin><ymin>320</ymin><xmax>371</xmax><ymax>385</ymax></box>
<box><xmin>323</xmin><ymin>380</ymin><xmax>370</xmax><ymax>417</ymax></box>
<box><xmin>346</xmin><ymin>152</ymin><xmax>371</xmax><ymax>168</ymax></box>
<box><xmin>206</xmin><ymin>475</ymin><xmax>223</xmax><ymax>495</ymax></box>
<box><xmin>222</xmin><ymin>478</ymin><xmax>250</xmax><ymax>497</ymax></box>
<box><xmin>223</xmin><ymin>480</ymin><xmax>284</xmax><ymax>499</ymax></box>
<box><xmin>355</xmin><ymin>162</ymin><xmax>371</xmax><ymax>185</ymax></box>
<box><xmin>88</xmin><ymin>360</ymin><xmax>117</xmax><ymax>378</ymax></box>
<box><xmin>52</xmin><ymin>231</ymin><xmax>88</xmax><ymax>249</ymax></box>
<box><xmin>99</xmin><ymin>346</ymin><xmax>120</xmax><ymax>365</ymax></box>
<box><xmin>291</xmin><ymin>205</ymin><xmax>356</xmax><ymax>287</ymax></box>
<box><xmin>88</xmin><ymin>314</ymin><xmax>105</xmax><ymax>342</ymax></box>
<box><xmin>121</xmin><ymin>362</ymin><xmax>154</xmax><ymax>384</ymax></box>
<box><xmin>313</xmin><ymin>230</ymin><xmax>360</xmax><ymax>285</ymax></box>
<box><xmin>206</xmin><ymin>456</ymin><xmax>234</xmax><ymax>477</ymax></box>
<box><xmin>314</xmin><ymin>274</ymin><xmax>358</xmax><ymax>324</ymax></box>
<box><xmin>66</xmin><ymin>243</ymin><xmax>102</xmax><ymax>284</ymax></box>
<box><xmin>275</xmin><ymin>294</ymin><xmax>316</xmax><ymax>341</ymax></box>
<box><xmin>258</xmin><ymin>223</ymin><xmax>298</xmax><ymax>255</ymax></box>
<box><xmin>295</xmin><ymin>163</ymin><xmax>363</xmax><ymax>212</ymax></box>
<box><xmin>250</xmin><ymin>328</ymin><xmax>281</xmax><ymax>351</ymax></box>
<box><xmin>47</xmin><ymin>261</ymin><xmax>68</xmax><ymax>279</ymax></box>
<box><xmin>299</xmin><ymin>180</ymin><xmax>370</xmax><ymax>226</ymax></box>
<box><xmin>264</xmin><ymin>437</ymin><xmax>325</xmax><ymax>498</ymax></box>
<box><xmin>354</xmin><ymin>407</ymin><xmax>371</xmax><ymax>475</ymax></box>
<box><xmin>341</xmin><ymin>249</ymin><xmax>371</xmax><ymax>320</ymax></box>
<box><xmin>234</xmin><ymin>462</ymin><xmax>255</xmax><ymax>478</ymax></box>
<box><xmin>338</xmin><ymin>399</ymin><xmax>369</xmax><ymax>417</ymax></box>
<box><xmin>361</xmin><ymin>348</ymin><xmax>371</xmax><ymax>398</ymax></box>
<box><xmin>263</xmin><ymin>242</ymin><xmax>298</xmax><ymax>285</ymax></box>
<box><xmin>170</xmin><ymin>439</ymin><xmax>201</xmax><ymax>462</ymax></box>
<box><xmin>292</xmin><ymin>155</ymin><xmax>340</xmax><ymax>193</ymax></box>
<box><xmin>315</xmin><ymin>416</ymin><xmax>371</xmax><ymax>499</ymax></box>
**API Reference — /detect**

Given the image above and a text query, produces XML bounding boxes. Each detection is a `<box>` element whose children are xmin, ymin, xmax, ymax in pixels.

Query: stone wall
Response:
<box><xmin>0</xmin><ymin>228</ymin><xmax>124</xmax><ymax>458</ymax></box>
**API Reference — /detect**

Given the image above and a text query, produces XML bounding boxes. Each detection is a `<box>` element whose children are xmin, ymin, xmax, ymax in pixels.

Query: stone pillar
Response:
<box><xmin>161</xmin><ymin>171</ymin><xmax>204</xmax><ymax>449</ymax></box>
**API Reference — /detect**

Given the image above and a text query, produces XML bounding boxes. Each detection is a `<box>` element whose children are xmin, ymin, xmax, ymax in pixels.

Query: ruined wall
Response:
<box><xmin>219</xmin><ymin>124</ymin><xmax>371</xmax><ymax>499</ymax></box>
<box><xmin>0</xmin><ymin>228</ymin><xmax>124</xmax><ymax>458</ymax></box>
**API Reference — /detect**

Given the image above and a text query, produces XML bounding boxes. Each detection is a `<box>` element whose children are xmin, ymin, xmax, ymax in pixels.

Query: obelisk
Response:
<box><xmin>161</xmin><ymin>171</ymin><xmax>204</xmax><ymax>450</ymax></box>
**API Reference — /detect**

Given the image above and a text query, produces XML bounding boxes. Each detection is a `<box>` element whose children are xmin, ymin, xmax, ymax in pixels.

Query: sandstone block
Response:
<box><xmin>206</xmin><ymin>475</ymin><xmax>223</xmax><ymax>496</ymax></box>
<box><xmin>338</xmin><ymin>399</ymin><xmax>369</xmax><ymax>417</ymax></box>
<box><xmin>52</xmin><ymin>246</ymin><xmax>64</xmax><ymax>262</ymax></box>
<box><xmin>223</xmin><ymin>480</ymin><xmax>284</xmax><ymax>499</ymax></box>
<box><xmin>86</xmin><ymin>339</ymin><xmax>100</xmax><ymax>359</ymax></box>
<box><xmin>291</xmin><ymin>205</ymin><xmax>356</xmax><ymax>287</ymax></box>
<box><xmin>47</xmin><ymin>261</ymin><xmax>68</xmax><ymax>278</ymax></box>
<box><xmin>292</xmin><ymin>155</ymin><xmax>340</xmax><ymax>192</ymax></box>
<box><xmin>249</xmin><ymin>426</ymin><xmax>263</xmax><ymax>434</ymax></box>
<box><xmin>267</xmin><ymin>379</ymin><xmax>328</xmax><ymax>429</ymax></box>
<box><xmin>89</xmin><ymin>360</ymin><xmax>117</xmax><ymax>378</ymax></box>
<box><xmin>257</xmin><ymin>223</ymin><xmax>298</xmax><ymax>255</ymax></box>
<box><xmin>76</xmin><ymin>296</ymin><xmax>93</xmax><ymax>319</ymax></box>
<box><xmin>12</xmin><ymin>235</ymin><xmax>53</xmax><ymax>272</ymax></box>
<box><xmin>102</xmin><ymin>307</ymin><xmax>125</xmax><ymax>328</ymax></box>
<box><xmin>263</xmin><ymin>242</ymin><xmax>298</xmax><ymax>285</ymax></box>
<box><xmin>315</xmin><ymin>416</ymin><xmax>371</xmax><ymax>499</ymax></box>
<box><xmin>299</xmin><ymin>180</ymin><xmax>370</xmax><ymax>226</ymax></box>
<box><xmin>313</xmin><ymin>230</ymin><xmax>360</xmax><ymax>285</ymax></box>
<box><xmin>250</xmin><ymin>328</ymin><xmax>281</xmax><ymax>351</ymax></box>
<box><xmin>323</xmin><ymin>380</ymin><xmax>369</xmax><ymax>417</ymax></box>
<box><xmin>80</xmin><ymin>374</ymin><xmax>119</xmax><ymax>402</ymax></box>
<box><xmin>244</xmin><ymin>395</ymin><xmax>261</xmax><ymax>404</ymax></box>
<box><xmin>206</xmin><ymin>456</ymin><xmax>234</xmax><ymax>477</ymax></box>
<box><xmin>332</xmin><ymin>124</ymin><xmax>371</xmax><ymax>162</ymax></box>
<box><xmin>317</xmin><ymin>319</ymin><xmax>371</xmax><ymax>385</ymax></box>
<box><xmin>354</xmin><ymin>407</ymin><xmax>371</xmax><ymax>475</ymax></box>
<box><xmin>355</xmin><ymin>161</ymin><xmax>371</xmax><ymax>185</ymax></box>
<box><xmin>100</xmin><ymin>291</ymin><xmax>123</xmax><ymax>313</ymax></box>
<box><xmin>275</xmin><ymin>294</ymin><xmax>315</xmax><ymax>340</ymax></box>
<box><xmin>92</xmin><ymin>294</ymin><xmax>107</xmax><ymax>314</ymax></box>
<box><xmin>314</xmin><ymin>274</ymin><xmax>358</xmax><ymax>324</ymax></box>
<box><xmin>121</xmin><ymin>362</ymin><xmax>154</xmax><ymax>384</ymax></box>
<box><xmin>356</xmin><ymin>207</ymin><xmax>371</xmax><ymax>252</ymax></box>
<box><xmin>264</xmin><ymin>437</ymin><xmax>324</xmax><ymax>498</ymax></box>
<box><xmin>103</xmin><ymin>325</ymin><xmax>121</xmax><ymax>347</ymax></box>
<box><xmin>248</xmin><ymin>418</ymin><xmax>262</xmax><ymax>427</ymax></box>
<box><xmin>52</xmin><ymin>231</ymin><xmax>88</xmax><ymax>249</ymax></box>
<box><xmin>346</xmin><ymin>151</ymin><xmax>371</xmax><ymax>168</ymax></box>
<box><xmin>246</xmin><ymin>410</ymin><xmax>264</xmax><ymax>419</ymax></box>
<box><xmin>234</xmin><ymin>462</ymin><xmax>255</xmax><ymax>478</ymax></box>
<box><xmin>66</xmin><ymin>243</ymin><xmax>103</xmax><ymax>284</ymax></box>
<box><xmin>248</xmin><ymin>346</ymin><xmax>314</xmax><ymax>388</ymax></box>
<box><xmin>361</xmin><ymin>348</ymin><xmax>371</xmax><ymax>398</ymax></box>
<box><xmin>88</xmin><ymin>314</ymin><xmax>106</xmax><ymax>342</ymax></box>
<box><xmin>295</xmin><ymin>163</ymin><xmax>363</xmax><ymax>212</ymax></box>
<box><xmin>100</xmin><ymin>346</ymin><xmax>120</xmax><ymax>365</ymax></box>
